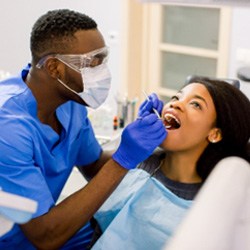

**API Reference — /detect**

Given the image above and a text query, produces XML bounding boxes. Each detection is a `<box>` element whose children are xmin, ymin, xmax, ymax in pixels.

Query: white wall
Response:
<box><xmin>0</xmin><ymin>1</ymin><xmax>250</xmax><ymax>100</ymax></box>
<box><xmin>228</xmin><ymin>7</ymin><xmax>250</xmax><ymax>98</ymax></box>
<box><xmin>0</xmin><ymin>0</ymin><xmax>122</xmax><ymax>100</ymax></box>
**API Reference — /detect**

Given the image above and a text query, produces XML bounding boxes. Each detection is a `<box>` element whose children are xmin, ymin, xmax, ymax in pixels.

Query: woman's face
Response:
<box><xmin>161</xmin><ymin>83</ymin><xmax>218</xmax><ymax>152</ymax></box>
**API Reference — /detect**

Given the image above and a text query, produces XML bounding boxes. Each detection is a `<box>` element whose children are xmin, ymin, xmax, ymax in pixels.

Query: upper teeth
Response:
<box><xmin>164</xmin><ymin>113</ymin><xmax>180</xmax><ymax>128</ymax></box>
<box><xmin>164</xmin><ymin>113</ymin><xmax>179</xmax><ymax>123</ymax></box>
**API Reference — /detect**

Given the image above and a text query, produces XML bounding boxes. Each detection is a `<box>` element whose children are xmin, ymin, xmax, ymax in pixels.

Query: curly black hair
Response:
<box><xmin>185</xmin><ymin>78</ymin><xmax>250</xmax><ymax>181</ymax></box>
<box><xmin>30</xmin><ymin>9</ymin><xmax>97</xmax><ymax>64</ymax></box>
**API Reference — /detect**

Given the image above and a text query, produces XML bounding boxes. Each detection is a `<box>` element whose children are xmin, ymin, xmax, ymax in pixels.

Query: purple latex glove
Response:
<box><xmin>138</xmin><ymin>93</ymin><xmax>164</xmax><ymax>118</ymax></box>
<box><xmin>112</xmin><ymin>113</ymin><xmax>167</xmax><ymax>169</ymax></box>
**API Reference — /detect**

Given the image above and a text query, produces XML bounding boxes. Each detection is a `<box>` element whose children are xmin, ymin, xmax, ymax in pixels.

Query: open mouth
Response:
<box><xmin>163</xmin><ymin>113</ymin><xmax>181</xmax><ymax>130</ymax></box>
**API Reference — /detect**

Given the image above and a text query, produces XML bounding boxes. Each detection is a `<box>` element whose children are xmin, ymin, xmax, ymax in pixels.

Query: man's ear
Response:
<box><xmin>43</xmin><ymin>58</ymin><xmax>61</xmax><ymax>79</ymax></box>
<box><xmin>208</xmin><ymin>128</ymin><xmax>222</xmax><ymax>144</ymax></box>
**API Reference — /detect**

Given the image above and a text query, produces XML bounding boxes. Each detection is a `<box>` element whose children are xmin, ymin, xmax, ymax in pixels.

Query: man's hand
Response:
<box><xmin>138</xmin><ymin>93</ymin><xmax>164</xmax><ymax>118</ymax></box>
<box><xmin>112</xmin><ymin>113</ymin><xmax>167</xmax><ymax>169</ymax></box>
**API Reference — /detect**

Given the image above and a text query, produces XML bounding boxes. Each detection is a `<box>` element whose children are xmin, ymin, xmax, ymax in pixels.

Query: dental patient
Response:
<box><xmin>91</xmin><ymin>78</ymin><xmax>250</xmax><ymax>250</ymax></box>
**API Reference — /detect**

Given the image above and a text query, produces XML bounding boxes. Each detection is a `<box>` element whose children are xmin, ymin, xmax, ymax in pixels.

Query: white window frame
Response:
<box><xmin>144</xmin><ymin>4</ymin><xmax>232</xmax><ymax>97</ymax></box>
<box><xmin>121</xmin><ymin>1</ymin><xmax>231</xmax><ymax>104</ymax></box>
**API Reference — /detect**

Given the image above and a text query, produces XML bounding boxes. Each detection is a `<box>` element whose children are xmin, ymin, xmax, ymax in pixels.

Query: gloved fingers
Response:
<box><xmin>138</xmin><ymin>125</ymin><xmax>167</xmax><ymax>152</ymax></box>
<box><xmin>156</xmin><ymin>100</ymin><xmax>163</xmax><ymax>115</ymax></box>
<box><xmin>151</xmin><ymin>126</ymin><xmax>167</xmax><ymax>141</ymax></box>
<box><xmin>138</xmin><ymin>99</ymin><xmax>147</xmax><ymax>111</ymax></box>
<box><xmin>138</xmin><ymin>100</ymin><xmax>153</xmax><ymax>118</ymax></box>
<box><xmin>146</xmin><ymin>119</ymin><xmax>167</xmax><ymax>138</ymax></box>
<box><xmin>138</xmin><ymin>93</ymin><xmax>163</xmax><ymax>118</ymax></box>
<box><xmin>113</xmin><ymin>113</ymin><xmax>167</xmax><ymax>170</ymax></box>
<box><xmin>148</xmin><ymin>93</ymin><xmax>158</xmax><ymax>103</ymax></box>
<box><xmin>137</xmin><ymin>116</ymin><xmax>167</xmax><ymax>142</ymax></box>
<box><xmin>149</xmin><ymin>93</ymin><xmax>164</xmax><ymax>115</ymax></box>
<box><xmin>139</xmin><ymin>113</ymin><xmax>159</xmax><ymax>126</ymax></box>
<box><xmin>125</xmin><ymin>114</ymin><xmax>164</xmax><ymax>136</ymax></box>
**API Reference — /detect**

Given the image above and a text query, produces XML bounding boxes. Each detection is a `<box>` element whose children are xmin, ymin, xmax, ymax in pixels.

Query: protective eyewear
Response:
<box><xmin>36</xmin><ymin>46</ymin><xmax>109</xmax><ymax>71</ymax></box>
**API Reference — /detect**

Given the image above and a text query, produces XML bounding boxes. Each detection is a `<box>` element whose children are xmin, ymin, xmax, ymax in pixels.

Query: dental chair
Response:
<box><xmin>164</xmin><ymin>157</ymin><xmax>250</xmax><ymax>250</ymax></box>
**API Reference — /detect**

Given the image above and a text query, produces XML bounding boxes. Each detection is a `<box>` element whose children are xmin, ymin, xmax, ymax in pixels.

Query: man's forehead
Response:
<box><xmin>71</xmin><ymin>29</ymin><xmax>105</xmax><ymax>54</ymax></box>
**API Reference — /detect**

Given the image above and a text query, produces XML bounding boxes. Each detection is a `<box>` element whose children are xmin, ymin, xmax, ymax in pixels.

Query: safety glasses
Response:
<box><xmin>36</xmin><ymin>46</ymin><xmax>109</xmax><ymax>71</ymax></box>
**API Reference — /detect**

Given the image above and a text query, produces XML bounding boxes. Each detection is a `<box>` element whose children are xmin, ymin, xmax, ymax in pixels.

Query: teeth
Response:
<box><xmin>164</xmin><ymin>113</ymin><xmax>180</xmax><ymax>129</ymax></box>
<box><xmin>164</xmin><ymin>113</ymin><xmax>180</xmax><ymax>124</ymax></box>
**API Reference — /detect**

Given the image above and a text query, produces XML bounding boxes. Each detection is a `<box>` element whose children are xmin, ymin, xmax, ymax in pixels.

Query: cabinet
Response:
<box><xmin>122</xmin><ymin>1</ymin><xmax>231</xmax><ymax>103</ymax></box>
<box><xmin>149</xmin><ymin>4</ymin><xmax>231</xmax><ymax>101</ymax></box>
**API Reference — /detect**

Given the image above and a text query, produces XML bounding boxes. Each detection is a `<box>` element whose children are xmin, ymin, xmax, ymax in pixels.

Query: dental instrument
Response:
<box><xmin>142</xmin><ymin>90</ymin><xmax>161</xmax><ymax>119</ymax></box>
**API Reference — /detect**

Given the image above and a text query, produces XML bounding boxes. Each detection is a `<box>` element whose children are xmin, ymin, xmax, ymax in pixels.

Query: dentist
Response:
<box><xmin>0</xmin><ymin>9</ymin><xmax>167</xmax><ymax>250</ymax></box>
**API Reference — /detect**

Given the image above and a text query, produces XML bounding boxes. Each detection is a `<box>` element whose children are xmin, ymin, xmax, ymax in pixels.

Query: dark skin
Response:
<box><xmin>20</xmin><ymin>29</ymin><xmax>127</xmax><ymax>250</ymax></box>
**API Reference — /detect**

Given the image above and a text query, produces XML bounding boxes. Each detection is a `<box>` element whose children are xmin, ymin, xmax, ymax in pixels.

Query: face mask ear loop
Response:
<box><xmin>57</xmin><ymin>78</ymin><xmax>79</xmax><ymax>96</ymax></box>
<box><xmin>56</xmin><ymin>57</ymin><xmax>84</xmax><ymax>97</ymax></box>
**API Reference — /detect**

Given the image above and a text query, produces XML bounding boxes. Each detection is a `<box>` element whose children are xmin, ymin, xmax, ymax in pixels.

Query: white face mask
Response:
<box><xmin>57</xmin><ymin>63</ymin><xmax>112</xmax><ymax>109</ymax></box>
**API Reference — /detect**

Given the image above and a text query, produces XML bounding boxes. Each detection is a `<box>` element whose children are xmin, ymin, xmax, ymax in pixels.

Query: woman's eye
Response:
<box><xmin>191</xmin><ymin>101</ymin><xmax>201</xmax><ymax>109</ymax></box>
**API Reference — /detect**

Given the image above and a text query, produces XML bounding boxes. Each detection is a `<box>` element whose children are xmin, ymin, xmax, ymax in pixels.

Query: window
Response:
<box><xmin>122</xmin><ymin>1</ymin><xmax>231</xmax><ymax>103</ymax></box>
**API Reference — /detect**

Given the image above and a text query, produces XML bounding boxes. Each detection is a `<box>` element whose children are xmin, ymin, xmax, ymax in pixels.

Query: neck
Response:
<box><xmin>161</xmin><ymin>151</ymin><xmax>202</xmax><ymax>183</ymax></box>
<box><xmin>28</xmin><ymin>69</ymin><xmax>65</xmax><ymax>104</ymax></box>
<box><xmin>25</xmin><ymin>67</ymin><xmax>64</xmax><ymax>134</ymax></box>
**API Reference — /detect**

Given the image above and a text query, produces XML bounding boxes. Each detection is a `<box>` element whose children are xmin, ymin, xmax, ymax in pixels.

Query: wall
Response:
<box><xmin>228</xmin><ymin>7</ymin><xmax>250</xmax><ymax>98</ymax></box>
<box><xmin>0</xmin><ymin>1</ymin><xmax>250</xmax><ymax>100</ymax></box>
<box><xmin>0</xmin><ymin>0</ymin><xmax>122</xmax><ymax>102</ymax></box>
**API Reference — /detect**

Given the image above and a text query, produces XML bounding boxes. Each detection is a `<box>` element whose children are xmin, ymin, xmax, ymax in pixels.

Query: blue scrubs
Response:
<box><xmin>0</xmin><ymin>65</ymin><xmax>102</xmax><ymax>249</ymax></box>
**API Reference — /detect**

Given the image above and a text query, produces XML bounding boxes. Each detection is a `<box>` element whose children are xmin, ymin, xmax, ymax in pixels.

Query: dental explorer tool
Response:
<box><xmin>142</xmin><ymin>90</ymin><xmax>161</xmax><ymax>119</ymax></box>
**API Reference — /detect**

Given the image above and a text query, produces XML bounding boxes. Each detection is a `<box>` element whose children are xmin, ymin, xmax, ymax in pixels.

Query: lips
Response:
<box><xmin>163</xmin><ymin>113</ymin><xmax>181</xmax><ymax>130</ymax></box>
